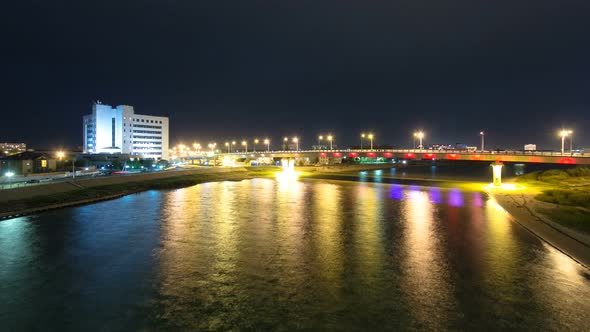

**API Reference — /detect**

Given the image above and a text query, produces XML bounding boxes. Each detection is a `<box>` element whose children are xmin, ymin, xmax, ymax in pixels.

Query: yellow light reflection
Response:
<box><xmin>313</xmin><ymin>182</ymin><xmax>344</xmax><ymax>296</ymax></box>
<box><xmin>402</xmin><ymin>188</ymin><xmax>453</xmax><ymax>328</ymax></box>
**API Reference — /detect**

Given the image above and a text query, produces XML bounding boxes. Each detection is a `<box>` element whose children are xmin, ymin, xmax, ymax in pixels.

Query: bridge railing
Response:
<box><xmin>220</xmin><ymin>149</ymin><xmax>588</xmax><ymax>157</ymax></box>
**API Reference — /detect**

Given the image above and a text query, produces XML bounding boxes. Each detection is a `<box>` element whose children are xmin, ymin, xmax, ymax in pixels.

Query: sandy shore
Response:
<box><xmin>486</xmin><ymin>187</ymin><xmax>590</xmax><ymax>268</ymax></box>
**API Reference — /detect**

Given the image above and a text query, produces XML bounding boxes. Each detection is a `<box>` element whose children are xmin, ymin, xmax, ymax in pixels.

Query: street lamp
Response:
<box><xmin>559</xmin><ymin>129</ymin><xmax>572</xmax><ymax>154</ymax></box>
<box><xmin>264</xmin><ymin>138</ymin><xmax>270</xmax><ymax>152</ymax></box>
<box><xmin>242</xmin><ymin>140</ymin><xmax>248</xmax><ymax>153</ymax></box>
<box><xmin>327</xmin><ymin>135</ymin><xmax>333</xmax><ymax>150</ymax></box>
<box><xmin>414</xmin><ymin>131</ymin><xmax>424</xmax><ymax>150</ymax></box>
<box><xmin>225</xmin><ymin>142</ymin><xmax>230</xmax><ymax>153</ymax></box>
<box><xmin>318</xmin><ymin>135</ymin><xmax>323</xmax><ymax>148</ymax></box>
<box><xmin>283</xmin><ymin>137</ymin><xmax>288</xmax><ymax>150</ymax></box>
<box><xmin>368</xmin><ymin>133</ymin><xmax>374</xmax><ymax>150</ymax></box>
<box><xmin>254</xmin><ymin>139</ymin><xmax>259</xmax><ymax>152</ymax></box>
<box><xmin>480</xmin><ymin>131</ymin><xmax>485</xmax><ymax>151</ymax></box>
<box><xmin>293</xmin><ymin>137</ymin><xmax>299</xmax><ymax>151</ymax></box>
<box><xmin>361</xmin><ymin>133</ymin><xmax>365</xmax><ymax>149</ymax></box>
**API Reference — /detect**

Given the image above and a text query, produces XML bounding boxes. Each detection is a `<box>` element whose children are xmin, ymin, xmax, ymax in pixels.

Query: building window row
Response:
<box><xmin>132</xmin><ymin>118</ymin><xmax>163</xmax><ymax>124</ymax></box>
<box><xmin>132</xmin><ymin>124</ymin><xmax>162</xmax><ymax>129</ymax></box>
<box><xmin>133</xmin><ymin>135</ymin><xmax>162</xmax><ymax>139</ymax></box>
<box><xmin>132</xmin><ymin>130</ymin><xmax>162</xmax><ymax>134</ymax></box>
<box><xmin>133</xmin><ymin>147</ymin><xmax>162</xmax><ymax>150</ymax></box>
<box><xmin>133</xmin><ymin>141</ymin><xmax>162</xmax><ymax>145</ymax></box>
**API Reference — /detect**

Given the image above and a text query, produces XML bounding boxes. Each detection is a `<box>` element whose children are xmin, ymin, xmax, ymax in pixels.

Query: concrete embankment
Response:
<box><xmin>0</xmin><ymin>167</ymin><xmax>256</xmax><ymax>220</ymax></box>
<box><xmin>0</xmin><ymin>167</ymin><xmax>238</xmax><ymax>202</ymax></box>
<box><xmin>486</xmin><ymin>188</ymin><xmax>590</xmax><ymax>268</ymax></box>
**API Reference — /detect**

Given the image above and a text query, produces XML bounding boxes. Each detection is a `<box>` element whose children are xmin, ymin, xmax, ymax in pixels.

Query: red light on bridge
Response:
<box><xmin>383</xmin><ymin>152</ymin><xmax>393</xmax><ymax>158</ymax></box>
<box><xmin>424</xmin><ymin>153</ymin><xmax>436</xmax><ymax>160</ymax></box>
<box><xmin>333</xmin><ymin>152</ymin><xmax>342</xmax><ymax>158</ymax></box>
<box><xmin>319</xmin><ymin>152</ymin><xmax>327</xmax><ymax>157</ymax></box>
<box><xmin>558</xmin><ymin>157</ymin><xmax>576</xmax><ymax>164</ymax></box>
<box><xmin>447</xmin><ymin>153</ymin><xmax>459</xmax><ymax>160</ymax></box>
<box><xmin>404</xmin><ymin>153</ymin><xmax>415</xmax><ymax>159</ymax></box>
<box><xmin>367</xmin><ymin>152</ymin><xmax>377</xmax><ymax>158</ymax></box>
<box><xmin>470</xmin><ymin>155</ymin><xmax>482</xmax><ymax>161</ymax></box>
<box><xmin>348</xmin><ymin>152</ymin><xmax>358</xmax><ymax>158</ymax></box>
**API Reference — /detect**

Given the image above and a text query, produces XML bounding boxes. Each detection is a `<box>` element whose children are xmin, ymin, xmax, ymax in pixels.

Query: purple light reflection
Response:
<box><xmin>448</xmin><ymin>189</ymin><xmax>464</xmax><ymax>207</ymax></box>
<box><xmin>390</xmin><ymin>184</ymin><xmax>404</xmax><ymax>200</ymax></box>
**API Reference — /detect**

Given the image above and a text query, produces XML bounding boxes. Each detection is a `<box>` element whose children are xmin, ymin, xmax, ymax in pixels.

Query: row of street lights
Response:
<box><xmin>172</xmin><ymin>128</ymin><xmax>576</xmax><ymax>156</ymax></box>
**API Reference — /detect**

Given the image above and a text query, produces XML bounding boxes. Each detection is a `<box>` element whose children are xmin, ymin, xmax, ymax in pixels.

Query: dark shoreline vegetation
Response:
<box><xmin>0</xmin><ymin>167</ymin><xmax>279</xmax><ymax>217</ymax></box>
<box><xmin>517</xmin><ymin>167</ymin><xmax>590</xmax><ymax>234</ymax></box>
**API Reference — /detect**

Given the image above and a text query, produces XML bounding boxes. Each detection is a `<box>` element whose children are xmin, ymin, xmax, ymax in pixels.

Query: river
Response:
<box><xmin>1</xmin><ymin>174</ymin><xmax>589</xmax><ymax>330</ymax></box>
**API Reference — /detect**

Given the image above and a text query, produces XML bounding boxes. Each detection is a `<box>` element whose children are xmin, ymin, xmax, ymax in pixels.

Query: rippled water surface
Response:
<box><xmin>1</xmin><ymin>178</ymin><xmax>589</xmax><ymax>330</ymax></box>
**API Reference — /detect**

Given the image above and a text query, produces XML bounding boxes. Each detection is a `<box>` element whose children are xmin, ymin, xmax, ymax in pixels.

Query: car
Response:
<box><xmin>26</xmin><ymin>179</ymin><xmax>40</xmax><ymax>183</ymax></box>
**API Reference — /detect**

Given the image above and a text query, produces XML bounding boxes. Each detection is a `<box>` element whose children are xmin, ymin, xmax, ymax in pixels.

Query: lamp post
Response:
<box><xmin>264</xmin><ymin>139</ymin><xmax>270</xmax><ymax>152</ymax></box>
<box><xmin>283</xmin><ymin>137</ymin><xmax>288</xmax><ymax>150</ymax></box>
<box><xmin>225</xmin><ymin>142</ymin><xmax>230</xmax><ymax>153</ymax></box>
<box><xmin>480</xmin><ymin>131</ymin><xmax>485</xmax><ymax>151</ymax></box>
<box><xmin>242</xmin><ymin>141</ymin><xmax>248</xmax><ymax>153</ymax></box>
<box><xmin>293</xmin><ymin>137</ymin><xmax>299</xmax><ymax>151</ymax></box>
<box><xmin>254</xmin><ymin>139</ymin><xmax>259</xmax><ymax>152</ymax></box>
<box><xmin>414</xmin><ymin>131</ymin><xmax>424</xmax><ymax>150</ymax></box>
<box><xmin>361</xmin><ymin>133</ymin><xmax>365</xmax><ymax>149</ymax></box>
<box><xmin>559</xmin><ymin>130</ymin><xmax>571</xmax><ymax>154</ymax></box>
<box><xmin>327</xmin><ymin>135</ymin><xmax>333</xmax><ymax>150</ymax></box>
<box><xmin>318</xmin><ymin>135</ymin><xmax>323</xmax><ymax>148</ymax></box>
<box><xmin>569</xmin><ymin>130</ymin><xmax>573</xmax><ymax>153</ymax></box>
<box><xmin>368</xmin><ymin>134</ymin><xmax>374</xmax><ymax>150</ymax></box>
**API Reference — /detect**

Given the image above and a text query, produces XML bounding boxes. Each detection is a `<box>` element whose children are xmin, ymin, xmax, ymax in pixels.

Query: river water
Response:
<box><xmin>1</xmin><ymin>174</ymin><xmax>589</xmax><ymax>330</ymax></box>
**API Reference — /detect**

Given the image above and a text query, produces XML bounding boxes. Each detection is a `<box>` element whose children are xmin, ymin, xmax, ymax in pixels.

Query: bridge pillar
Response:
<box><xmin>491</xmin><ymin>161</ymin><xmax>503</xmax><ymax>187</ymax></box>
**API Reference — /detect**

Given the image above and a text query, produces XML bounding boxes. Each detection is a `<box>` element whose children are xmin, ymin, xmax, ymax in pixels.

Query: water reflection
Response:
<box><xmin>402</xmin><ymin>188</ymin><xmax>455</xmax><ymax>329</ymax></box>
<box><xmin>0</xmin><ymin>179</ymin><xmax>589</xmax><ymax>330</ymax></box>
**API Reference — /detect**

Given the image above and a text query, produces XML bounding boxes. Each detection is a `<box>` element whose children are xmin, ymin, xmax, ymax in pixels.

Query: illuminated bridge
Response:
<box><xmin>219</xmin><ymin>149</ymin><xmax>590</xmax><ymax>165</ymax></box>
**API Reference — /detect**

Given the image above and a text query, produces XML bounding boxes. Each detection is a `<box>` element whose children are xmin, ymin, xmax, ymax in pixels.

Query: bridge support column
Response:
<box><xmin>491</xmin><ymin>161</ymin><xmax>503</xmax><ymax>187</ymax></box>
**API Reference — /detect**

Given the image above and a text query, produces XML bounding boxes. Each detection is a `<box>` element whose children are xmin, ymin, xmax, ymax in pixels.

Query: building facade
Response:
<box><xmin>0</xmin><ymin>152</ymin><xmax>56</xmax><ymax>175</ymax></box>
<box><xmin>83</xmin><ymin>103</ymin><xmax>169</xmax><ymax>160</ymax></box>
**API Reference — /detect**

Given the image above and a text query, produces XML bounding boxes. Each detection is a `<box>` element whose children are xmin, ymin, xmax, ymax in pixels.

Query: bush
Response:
<box><xmin>566</xmin><ymin>167</ymin><xmax>590</xmax><ymax>177</ymax></box>
<box><xmin>538</xmin><ymin>169</ymin><xmax>569</xmax><ymax>183</ymax></box>
<box><xmin>537</xmin><ymin>189</ymin><xmax>590</xmax><ymax>209</ymax></box>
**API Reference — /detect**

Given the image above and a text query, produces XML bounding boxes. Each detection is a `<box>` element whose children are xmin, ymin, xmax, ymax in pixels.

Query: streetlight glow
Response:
<box><xmin>414</xmin><ymin>131</ymin><xmax>424</xmax><ymax>150</ymax></box>
<box><xmin>264</xmin><ymin>138</ymin><xmax>270</xmax><ymax>151</ymax></box>
<box><xmin>479</xmin><ymin>131</ymin><xmax>485</xmax><ymax>151</ymax></box>
<box><xmin>327</xmin><ymin>135</ymin><xmax>333</xmax><ymax>150</ymax></box>
<box><xmin>368</xmin><ymin>133</ymin><xmax>374</xmax><ymax>150</ymax></box>
<box><xmin>559</xmin><ymin>129</ymin><xmax>573</xmax><ymax>154</ymax></box>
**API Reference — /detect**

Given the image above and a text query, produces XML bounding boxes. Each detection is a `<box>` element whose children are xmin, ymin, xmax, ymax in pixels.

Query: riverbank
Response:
<box><xmin>0</xmin><ymin>167</ymin><xmax>279</xmax><ymax>220</ymax></box>
<box><xmin>485</xmin><ymin>185</ymin><xmax>590</xmax><ymax>268</ymax></box>
<box><xmin>0</xmin><ymin>164</ymin><xmax>398</xmax><ymax>220</ymax></box>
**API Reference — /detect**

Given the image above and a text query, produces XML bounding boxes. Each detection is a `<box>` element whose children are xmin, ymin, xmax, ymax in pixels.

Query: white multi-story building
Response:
<box><xmin>83</xmin><ymin>103</ymin><xmax>169</xmax><ymax>160</ymax></box>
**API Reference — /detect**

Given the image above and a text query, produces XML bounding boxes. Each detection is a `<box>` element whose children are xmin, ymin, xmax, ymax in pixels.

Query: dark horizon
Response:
<box><xmin>2</xmin><ymin>1</ymin><xmax>590</xmax><ymax>151</ymax></box>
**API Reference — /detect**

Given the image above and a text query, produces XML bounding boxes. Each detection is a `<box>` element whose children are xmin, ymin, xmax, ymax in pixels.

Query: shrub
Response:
<box><xmin>566</xmin><ymin>167</ymin><xmax>590</xmax><ymax>177</ymax></box>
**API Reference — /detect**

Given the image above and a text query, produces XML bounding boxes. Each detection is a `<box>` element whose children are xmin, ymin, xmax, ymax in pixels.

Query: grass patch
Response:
<box><xmin>540</xmin><ymin>206</ymin><xmax>590</xmax><ymax>235</ymax></box>
<box><xmin>536</xmin><ymin>190</ymin><xmax>590</xmax><ymax>209</ymax></box>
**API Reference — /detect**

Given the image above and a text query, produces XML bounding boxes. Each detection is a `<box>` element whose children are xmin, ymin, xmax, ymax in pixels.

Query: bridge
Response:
<box><xmin>217</xmin><ymin>149</ymin><xmax>590</xmax><ymax>165</ymax></box>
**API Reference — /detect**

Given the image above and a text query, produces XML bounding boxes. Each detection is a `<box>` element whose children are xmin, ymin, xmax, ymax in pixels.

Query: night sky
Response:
<box><xmin>2</xmin><ymin>1</ymin><xmax>590</xmax><ymax>151</ymax></box>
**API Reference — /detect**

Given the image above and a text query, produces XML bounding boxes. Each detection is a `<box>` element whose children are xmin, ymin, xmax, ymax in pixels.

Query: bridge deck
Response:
<box><xmin>220</xmin><ymin>149</ymin><xmax>590</xmax><ymax>165</ymax></box>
